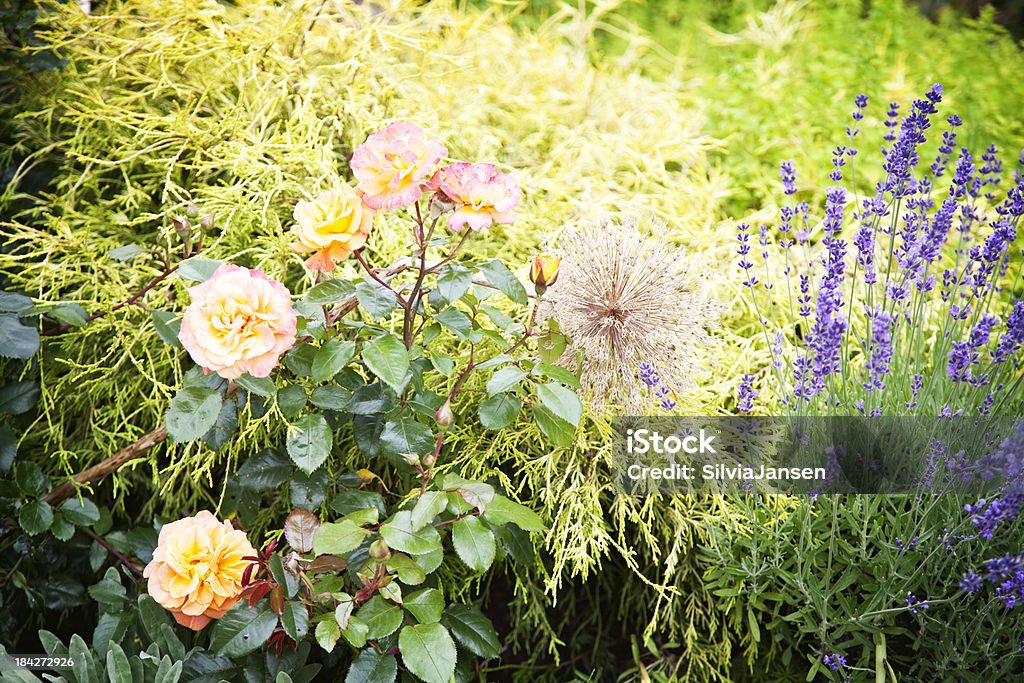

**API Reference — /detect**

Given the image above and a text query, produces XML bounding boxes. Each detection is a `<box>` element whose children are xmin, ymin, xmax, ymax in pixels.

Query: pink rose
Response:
<box><xmin>351</xmin><ymin>123</ymin><xmax>447</xmax><ymax>210</ymax></box>
<box><xmin>178</xmin><ymin>264</ymin><xmax>297</xmax><ymax>379</ymax></box>
<box><xmin>144</xmin><ymin>510</ymin><xmax>258</xmax><ymax>631</ymax></box>
<box><xmin>427</xmin><ymin>162</ymin><xmax>520</xmax><ymax>232</ymax></box>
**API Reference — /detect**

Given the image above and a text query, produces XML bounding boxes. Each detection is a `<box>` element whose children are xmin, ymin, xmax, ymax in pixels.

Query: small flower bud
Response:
<box><xmin>369</xmin><ymin>539</ymin><xmax>391</xmax><ymax>559</ymax></box>
<box><xmin>422</xmin><ymin>452</ymin><xmax>436</xmax><ymax>468</ymax></box>
<box><xmin>401</xmin><ymin>452</ymin><xmax>420</xmax><ymax>467</ymax></box>
<box><xmin>200</xmin><ymin>214</ymin><xmax>214</xmax><ymax>229</ymax></box>
<box><xmin>435</xmin><ymin>401</ymin><xmax>454</xmax><ymax>429</ymax></box>
<box><xmin>186</xmin><ymin>202</ymin><xmax>199</xmax><ymax>216</ymax></box>
<box><xmin>529</xmin><ymin>254</ymin><xmax>561</xmax><ymax>290</ymax></box>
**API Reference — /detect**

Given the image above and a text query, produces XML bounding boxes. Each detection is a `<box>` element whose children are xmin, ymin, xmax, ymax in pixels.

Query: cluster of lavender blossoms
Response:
<box><xmin>638</xmin><ymin>361</ymin><xmax>677</xmax><ymax>411</ymax></box>
<box><xmin>738</xmin><ymin>84</ymin><xmax>1024</xmax><ymax>420</ymax></box>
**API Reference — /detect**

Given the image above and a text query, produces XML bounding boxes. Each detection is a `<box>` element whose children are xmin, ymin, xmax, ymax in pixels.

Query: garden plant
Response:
<box><xmin>1</xmin><ymin>0</ymin><xmax>1023</xmax><ymax>682</ymax></box>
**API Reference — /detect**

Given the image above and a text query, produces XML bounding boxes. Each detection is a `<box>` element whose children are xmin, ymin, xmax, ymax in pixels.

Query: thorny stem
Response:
<box><xmin>84</xmin><ymin>528</ymin><xmax>144</xmax><ymax>577</ymax></box>
<box><xmin>353</xmin><ymin>249</ymin><xmax>409</xmax><ymax>308</ymax></box>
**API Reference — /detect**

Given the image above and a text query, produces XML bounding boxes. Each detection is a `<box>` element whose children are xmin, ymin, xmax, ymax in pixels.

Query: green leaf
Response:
<box><xmin>379</xmin><ymin>417</ymin><xmax>434</xmax><ymax>459</ymax></box>
<box><xmin>108</xmin><ymin>244</ymin><xmax>146</xmax><ymax>261</ymax></box>
<box><xmin>154</xmin><ymin>657</ymin><xmax>183</xmax><ymax>683</ymax></box>
<box><xmin>537</xmin><ymin>382</ymin><xmax>583</xmax><ymax>427</ymax></box>
<box><xmin>434</xmin><ymin>306</ymin><xmax>473</xmax><ymax>339</ymax></box>
<box><xmin>313</xmin><ymin>339</ymin><xmax>356</xmax><ymax>383</ymax></box>
<box><xmin>0</xmin><ymin>291</ymin><xmax>33</xmax><ymax>312</ymax></box>
<box><xmin>404</xmin><ymin>588</ymin><xmax>444</xmax><ymax>625</ymax></box>
<box><xmin>269</xmin><ymin>554</ymin><xmax>299</xmax><ymax>598</ymax></box>
<box><xmin>201</xmin><ymin>396</ymin><xmax>238</xmax><ymax>452</ymax></box>
<box><xmin>452</xmin><ymin>517</ymin><xmax>496</xmax><ymax>571</ymax></box>
<box><xmin>19</xmin><ymin>499</ymin><xmax>53</xmax><ymax>535</ymax></box>
<box><xmin>50</xmin><ymin>511</ymin><xmax>74</xmax><ymax>541</ymax></box>
<box><xmin>410</xmin><ymin>491</ymin><xmax>448</xmax><ymax>530</ymax></box>
<box><xmin>88</xmin><ymin>567</ymin><xmax>127</xmax><ymax>605</ymax></box>
<box><xmin>356</xmin><ymin>595</ymin><xmax>404</xmax><ymax>640</ymax></box>
<box><xmin>0</xmin><ymin>423</ymin><xmax>16</xmax><ymax>473</ymax></box>
<box><xmin>536</xmin><ymin>330</ymin><xmax>568</xmax><ymax>364</ymax></box>
<box><xmin>0</xmin><ymin>314</ymin><xmax>40</xmax><ymax>360</ymax></box>
<box><xmin>478</xmin><ymin>393</ymin><xmax>521</xmax><ymax>430</ymax></box>
<box><xmin>209</xmin><ymin>601</ymin><xmax>279</xmax><ymax>657</ymax></box>
<box><xmin>106</xmin><ymin>642</ymin><xmax>132</xmax><ymax>683</ymax></box>
<box><xmin>277</xmin><ymin>384</ymin><xmax>308</xmax><ymax>418</ymax></box>
<box><xmin>532</xmin><ymin>363</ymin><xmax>581</xmax><ymax>388</ymax></box>
<box><xmin>284</xmin><ymin>343</ymin><xmax>318</xmax><ymax>377</ymax></box>
<box><xmin>454</xmin><ymin>481</ymin><xmax>495</xmax><ymax>511</ymax></box>
<box><xmin>486</xmin><ymin>366</ymin><xmax>527</xmax><ymax>396</ymax></box>
<box><xmin>151</xmin><ymin>311</ymin><xmax>182</xmax><ymax>348</ymax></box>
<box><xmin>335</xmin><ymin>595</ymin><xmax>355</xmax><ymax>629</ymax></box>
<box><xmin>345</xmin><ymin>649</ymin><xmax>397</xmax><ymax>683</ymax></box>
<box><xmin>315</xmin><ymin>618</ymin><xmax>341</xmax><ymax>652</ymax></box>
<box><xmin>386</xmin><ymin>553</ymin><xmax>426</xmax><ymax>586</ymax></box>
<box><xmin>314</xmin><ymin>520</ymin><xmax>370</xmax><ymax>556</ymax></box>
<box><xmin>330</xmin><ymin>490</ymin><xmax>387</xmax><ymax>518</ymax></box>
<box><xmin>533</xmin><ymin>404</ymin><xmax>576</xmax><ymax>448</ymax></box>
<box><xmin>47</xmin><ymin>303</ymin><xmax>88</xmax><ymax>327</ymax></box>
<box><xmin>480</xmin><ymin>303</ymin><xmax>513</xmax><ymax>330</ymax></box>
<box><xmin>398</xmin><ymin>623</ymin><xmax>457</xmax><ymax>683</ymax></box>
<box><xmin>305</xmin><ymin>278</ymin><xmax>357</xmax><ymax>304</ymax></box>
<box><xmin>362</xmin><ymin>334</ymin><xmax>410</xmax><ymax>393</ymax></box>
<box><xmin>477</xmin><ymin>260</ymin><xmax>527</xmax><ymax>304</ymax></box>
<box><xmin>428</xmin><ymin>352</ymin><xmax>454</xmax><ymax>376</ymax></box>
<box><xmin>281</xmin><ymin>601</ymin><xmax>309</xmax><ymax>641</ymax></box>
<box><xmin>177</xmin><ymin>257</ymin><xmax>222</xmax><ymax>282</ymax></box>
<box><xmin>442</xmin><ymin>604</ymin><xmax>500</xmax><ymax>658</ymax></box>
<box><xmin>431</xmin><ymin>264</ymin><xmax>474</xmax><ymax>307</ymax></box>
<box><xmin>62</xmin><ymin>498</ymin><xmax>101</xmax><ymax>526</ymax></box>
<box><xmin>286</xmin><ymin>413</ymin><xmax>332</xmax><ymax>474</ymax></box>
<box><xmin>236</xmin><ymin>374</ymin><xmax>277</xmax><ymax>398</ymax></box>
<box><xmin>16</xmin><ymin>461</ymin><xmax>49</xmax><ymax>496</ymax></box>
<box><xmin>0</xmin><ymin>380</ymin><xmax>40</xmax><ymax>415</ymax></box>
<box><xmin>380</xmin><ymin>511</ymin><xmax>442</xmax><ymax>555</ymax></box>
<box><xmin>165</xmin><ymin>386</ymin><xmax>222</xmax><ymax>443</ymax></box>
<box><xmin>356</xmin><ymin>281</ymin><xmax>399</xmax><ymax>319</ymax></box>
<box><xmin>342</xmin><ymin>616</ymin><xmax>369</xmax><ymax>648</ymax></box>
<box><xmin>310</xmin><ymin>385</ymin><xmax>351</xmax><ymax>411</ymax></box>
<box><xmin>236</xmin><ymin>449</ymin><xmax>291</xmax><ymax>490</ymax></box>
<box><xmin>483</xmin><ymin>495</ymin><xmax>544</xmax><ymax>532</ymax></box>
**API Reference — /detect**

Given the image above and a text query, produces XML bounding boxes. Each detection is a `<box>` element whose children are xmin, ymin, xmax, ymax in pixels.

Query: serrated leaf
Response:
<box><xmin>532</xmin><ymin>363</ymin><xmax>581</xmax><ymax>388</ymax></box>
<box><xmin>342</xmin><ymin>616</ymin><xmax>369</xmax><ymax>648</ymax></box>
<box><xmin>537</xmin><ymin>382</ymin><xmax>582</xmax><ymax>427</ymax></box>
<box><xmin>62</xmin><ymin>498</ymin><xmax>100</xmax><ymax>526</ymax></box>
<box><xmin>277</xmin><ymin>384</ymin><xmax>308</xmax><ymax>418</ymax></box>
<box><xmin>477</xmin><ymin>260</ymin><xmax>527</xmax><ymax>305</ymax></box>
<box><xmin>165</xmin><ymin>386</ymin><xmax>222</xmax><ymax>443</ymax></box>
<box><xmin>0</xmin><ymin>380</ymin><xmax>40</xmax><ymax>415</ymax></box>
<box><xmin>284</xmin><ymin>509</ymin><xmax>321</xmax><ymax>553</ymax></box>
<box><xmin>478</xmin><ymin>393</ymin><xmax>521</xmax><ymax>430</ymax></box>
<box><xmin>178</xmin><ymin>258</ymin><xmax>222</xmax><ymax>282</ymax></box>
<box><xmin>151</xmin><ymin>311</ymin><xmax>183</xmax><ymax>348</ymax></box>
<box><xmin>442</xmin><ymin>604</ymin><xmax>500</xmax><ymax>658</ymax></box>
<box><xmin>19</xmin><ymin>499</ymin><xmax>53</xmax><ymax>535</ymax></box>
<box><xmin>315</xmin><ymin>618</ymin><xmax>341</xmax><ymax>652</ymax></box>
<box><xmin>345</xmin><ymin>648</ymin><xmax>397</xmax><ymax>683</ymax></box>
<box><xmin>398</xmin><ymin>623</ymin><xmax>457</xmax><ymax>683</ymax></box>
<box><xmin>434</xmin><ymin>306</ymin><xmax>473</xmax><ymax>339</ymax></box>
<box><xmin>357</xmin><ymin>596</ymin><xmax>403</xmax><ymax>640</ymax></box>
<box><xmin>386</xmin><ymin>553</ymin><xmax>426</xmax><ymax>586</ymax></box>
<box><xmin>455</xmin><ymin>482</ymin><xmax>495</xmax><ymax>511</ymax></box>
<box><xmin>362</xmin><ymin>335</ymin><xmax>409</xmax><ymax>393</ymax></box>
<box><xmin>108</xmin><ymin>244</ymin><xmax>147</xmax><ymax>261</ymax></box>
<box><xmin>0</xmin><ymin>314</ymin><xmax>40</xmax><ymax>360</ymax></box>
<box><xmin>236</xmin><ymin>449</ymin><xmax>292</xmax><ymax>490</ymax></box>
<box><xmin>304</xmin><ymin>278</ymin><xmax>357</xmax><ymax>304</ymax></box>
<box><xmin>410</xmin><ymin>491</ymin><xmax>448</xmax><ymax>530</ymax></box>
<box><xmin>356</xmin><ymin>281</ymin><xmax>399</xmax><ymax>319</ymax></box>
<box><xmin>47</xmin><ymin>303</ymin><xmax>88</xmax><ymax>327</ymax></box>
<box><xmin>236</xmin><ymin>374</ymin><xmax>276</xmax><ymax>398</ymax></box>
<box><xmin>313</xmin><ymin>339</ymin><xmax>355</xmax><ymax>383</ymax></box>
<box><xmin>452</xmin><ymin>516</ymin><xmax>495</xmax><ymax>571</ymax></box>
<box><xmin>286</xmin><ymin>413</ymin><xmax>332</xmax><ymax>474</ymax></box>
<box><xmin>284</xmin><ymin>343</ymin><xmax>317</xmax><ymax>377</ymax></box>
<box><xmin>533</xmin><ymin>404</ymin><xmax>575</xmax><ymax>447</ymax></box>
<box><xmin>404</xmin><ymin>588</ymin><xmax>444</xmax><ymax>625</ymax></box>
<box><xmin>431</xmin><ymin>264</ymin><xmax>474</xmax><ymax>307</ymax></box>
<box><xmin>380</xmin><ymin>511</ymin><xmax>442</xmax><ymax>555</ymax></box>
<box><xmin>281</xmin><ymin>601</ymin><xmax>309</xmax><ymax>641</ymax></box>
<box><xmin>209</xmin><ymin>602</ymin><xmax>278</xmax><ymax>657</ymax></box>
<box><xmin>379</xmin><ymin>417</ymin><xmax>434</xmax><ymax>459</ymax></box>
<box><xmin>482</xmin><ymin>495</ymin><xmax>544</xmax><ymax>532</ymax></box>
<box><xmin>313</xmin><ymin>520</ymin><xmax>370</xmax><ymax>556</ymax></box>
<box><xmin>486</xmin><ymin>366</ymin><xmax>527</xmax><ymax>396</ymax></box>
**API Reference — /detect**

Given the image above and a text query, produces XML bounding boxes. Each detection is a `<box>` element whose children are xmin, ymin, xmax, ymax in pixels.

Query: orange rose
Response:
<box><xmin>143</xmin><ymin>510</ymin><xmax>257</xmax><ymax>630</ymax></box>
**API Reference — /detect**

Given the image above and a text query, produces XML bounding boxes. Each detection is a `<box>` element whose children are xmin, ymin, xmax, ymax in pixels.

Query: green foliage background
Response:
<box><xmin>2</xmin><ymin>0</ymin><xmax>1023</xmax><ymax>681</ymax></box>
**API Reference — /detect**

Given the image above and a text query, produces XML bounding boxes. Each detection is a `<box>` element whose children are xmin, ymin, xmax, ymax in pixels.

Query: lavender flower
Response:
<box><xmin>781</xmin><ymin>160</ymin><xmax>798</xmax><ymax>196</ymax></box>
<box><xmin>737</xmin><ymin>374</ymin><xmax>758</xmax><ymax>412</ymax></box>
<box><xmin>823</xmin><ymin>653</ymin><xmax>847</xmax><ymax>672</ymax></box>
<box><xmin>905</xmin><ymin>593</ymin><xmax>929</xmax><ymax>614</ymax></box>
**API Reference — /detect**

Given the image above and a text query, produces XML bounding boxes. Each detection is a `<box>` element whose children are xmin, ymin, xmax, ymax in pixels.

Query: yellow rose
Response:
<box><xmin>529</xmin><ymin>253</ymin><xmax>561</xmax><ymax>289</ymax></box>
<box><xmin>292</xmin><ymin>185</ymin><xmax>375</xmax><ymax>272</ymax></box>
<box><xmin>143</xmin><ymin>510</ymin><xmax>257</xmax><ymax>630</ymax></box>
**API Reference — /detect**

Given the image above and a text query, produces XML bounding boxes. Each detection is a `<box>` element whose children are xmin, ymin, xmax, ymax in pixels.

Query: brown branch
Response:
<box><xmin>45</xmin><ymin>383</ymin><xmax>239</xmax><ymax>506</ymax></box>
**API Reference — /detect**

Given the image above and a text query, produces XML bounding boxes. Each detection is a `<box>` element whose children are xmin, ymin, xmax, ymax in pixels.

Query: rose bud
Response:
<box><xmin>529</xmin><ymin>254</ymin><xmax>561</xmax><ymax>291</ymax></box>
<box><xmin>435</xmin><ymin>401</ymin><xmax>454</xmax><ymax>429</ymax></box>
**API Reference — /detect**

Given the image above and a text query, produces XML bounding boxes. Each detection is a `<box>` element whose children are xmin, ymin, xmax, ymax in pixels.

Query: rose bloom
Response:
<box><xmin>144</xmin><ymin>510</ymin><xmax>257</xmax><ymax>630</ymax></box>
<box><xmin>178</xmin><ymin>264</ymin><xmax>297</xmax><ymax>379</ymax></box>
<box><xmin>427</xmin><ymin>162</ymin><xmax>520</xmax><ymax>232</ymax></box>
<box><xmin>351</xmin><ymin>122</ymin><xmax>447</xmax><ymax>210</ymax></box>
<box><xmin>291</xmin><ymin>185</ymin><xmax>374</xmax><ymax>272</ymax></box>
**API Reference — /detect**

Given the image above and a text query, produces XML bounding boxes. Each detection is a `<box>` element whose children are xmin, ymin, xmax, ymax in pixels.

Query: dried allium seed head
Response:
<box><xmin>540</xmin><ymin>218</ymin><xmax>720</xmax><ymax>411</ymax></box>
